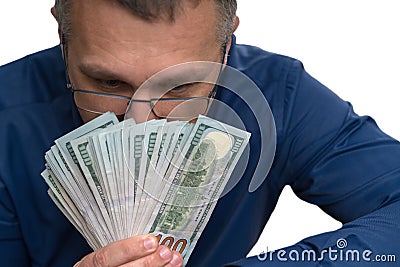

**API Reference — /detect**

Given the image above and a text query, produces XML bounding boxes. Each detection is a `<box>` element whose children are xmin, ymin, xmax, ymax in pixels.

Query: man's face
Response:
<box><xmin>65</xmin><ymin>0</ymin><xmax>225</xmax><ymax>123</ymax></box>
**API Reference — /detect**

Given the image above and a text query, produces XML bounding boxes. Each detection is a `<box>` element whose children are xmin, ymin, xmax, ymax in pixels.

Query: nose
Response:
<box><xmin>124</xmin><ymin>100</ymin><xmax>159</xmax><ymax>123</ymax></box>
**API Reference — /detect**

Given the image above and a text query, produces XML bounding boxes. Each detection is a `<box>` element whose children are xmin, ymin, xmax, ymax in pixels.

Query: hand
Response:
<box><xmin>74</xmin><ymin>234</ymin><xmax>183</xmax><ymax>267</ymax></box>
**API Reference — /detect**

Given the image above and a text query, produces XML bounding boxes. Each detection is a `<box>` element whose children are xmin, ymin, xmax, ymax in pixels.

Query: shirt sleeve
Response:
<box><xmin>224</xmin><ymin>60</ymin><xmax>400</xmax><ymax>266</ymax></box>
<box><xmin>0</xmin><ymin>176</ymin><xmax>30</xmax><ymax>266</ymax></box>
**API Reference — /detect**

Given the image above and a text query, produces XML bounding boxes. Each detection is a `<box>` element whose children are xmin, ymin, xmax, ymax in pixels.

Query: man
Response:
<box><xmin>0</xmin><ymin>0</ymin><xmax>399</xmax><ymax>266</ymax></box>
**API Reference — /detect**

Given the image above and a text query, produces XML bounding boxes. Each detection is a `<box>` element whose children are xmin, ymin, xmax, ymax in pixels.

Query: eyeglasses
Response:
<box><xmin>64</xmin><ymin>41</ymin><xmax>226</xmax><ymax>120</ymax></box>
<box><xmin>70</xmin><ymin>85</ymin><xmax>218</xmax><ymax>120</ymax></box>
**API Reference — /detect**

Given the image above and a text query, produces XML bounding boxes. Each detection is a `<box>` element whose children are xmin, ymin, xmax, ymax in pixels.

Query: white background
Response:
<box><xmin>1</xmin><ymin>0</ymin><xmax>399</xmax><ymax>257</ymax></box>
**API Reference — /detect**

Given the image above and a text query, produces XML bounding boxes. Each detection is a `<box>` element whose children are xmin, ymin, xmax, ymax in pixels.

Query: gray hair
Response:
<box><xmin>54</xmin><ymin>0</ymin><xmax>237</xmax><ymax>47</ymax></box>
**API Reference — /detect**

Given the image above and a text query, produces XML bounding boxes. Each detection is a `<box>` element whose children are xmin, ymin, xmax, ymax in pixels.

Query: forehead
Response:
<box><xmin>68</xmin><ymin>0</ymin><xmax>219</xmax><ymax>48</ymax></box>
<box><xmin>68</xmin><ymin>0</ymin><xmax>221</xmax><ymax>83</ymax></box>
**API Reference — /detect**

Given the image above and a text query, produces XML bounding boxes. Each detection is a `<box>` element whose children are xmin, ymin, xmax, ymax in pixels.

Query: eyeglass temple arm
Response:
<box><xmin>61</xmin><ymin>32</ymin><xmax>74</xmax><ymax>91</ymax></box>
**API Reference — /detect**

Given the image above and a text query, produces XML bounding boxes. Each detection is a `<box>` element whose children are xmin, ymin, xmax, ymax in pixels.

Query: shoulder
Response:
<box><xmin>227</xmin><ymin>39</ymin><xmax>307</xmax><ymax>133</ymax></box>
<box><xmin>0</xmin><ymin>46</ymin><xmax>67</xmax><ymax>111</ymax></box>
<box><xmin>228</xmin><ymin>39</ymin><xmax>303</xmax><ymax>87</ymax></box>
<box><xmin>0</xmin><ymin>47</ymin><xmax>81</xmax><ymax>182</ymax></box>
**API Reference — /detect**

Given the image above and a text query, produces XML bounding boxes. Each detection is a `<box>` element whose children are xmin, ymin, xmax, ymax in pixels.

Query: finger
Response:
<box><xmin>78</xmin><ymin>234</ymin><xmax>158</xmax><ymax>267</ymax></box>
<box><xmin>119</xmin><ymin>246</ymin><xmax>182</xmax><ymax>267</ymax></box>
<box><xmin>164</xmin><ymin>251</ymin><xmax>183</xmax><ymax>267</ymax></box>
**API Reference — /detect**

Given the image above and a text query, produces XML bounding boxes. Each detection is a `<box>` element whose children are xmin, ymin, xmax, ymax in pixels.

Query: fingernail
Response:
<box><xmin>144</xmin><ymin>236</ymin><xmax>157</xmax><ymax>250</ymax></box>
<box><xmin>170</xmin><ymin>253</ymin><xmax>182</xmax><ymax>266</ymax></box>
<box><xmin>159</xmin><ymin>246</ymin><xmax>172</xmax><ymax>260</ymax></box>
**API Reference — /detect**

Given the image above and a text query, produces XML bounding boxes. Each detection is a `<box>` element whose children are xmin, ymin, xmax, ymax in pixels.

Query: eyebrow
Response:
<box><xmin>78</xmin><ymin>62</ymin><xmax>122</xmax><ymax>80</ymax></box>
<box><xmin>78</xmin><ymin>61</ymin><xmax>219</xmax><ymax>88</ymax></box>
<box><xmin>148</xmin><ymin>68</ymin><xmax>218</xmax><ymax>89</ymax></box>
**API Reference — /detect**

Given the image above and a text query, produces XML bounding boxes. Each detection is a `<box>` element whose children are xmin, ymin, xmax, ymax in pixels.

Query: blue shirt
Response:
<box><xmin>1</xmin><ymin>38</ymin><xmax>399</xmax><ymax>266</ymax></box>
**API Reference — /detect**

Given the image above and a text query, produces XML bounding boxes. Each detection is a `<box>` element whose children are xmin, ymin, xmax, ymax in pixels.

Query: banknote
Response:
<box><xmin>42</xmin><ymin>112</ymin><xmax>250</xmax><ymax>264</ymax></box>
<box><xmin>145</xmin><ymin>115</ymin><xmax>251</xmax><ymax>263</ymax></box>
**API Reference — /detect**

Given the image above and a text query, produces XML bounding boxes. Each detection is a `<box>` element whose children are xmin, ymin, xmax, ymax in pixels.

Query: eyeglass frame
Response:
<box><xmin>69</xmin><ymin>85</ymin><xmax>218</xmax><ymax>118</ymax></box>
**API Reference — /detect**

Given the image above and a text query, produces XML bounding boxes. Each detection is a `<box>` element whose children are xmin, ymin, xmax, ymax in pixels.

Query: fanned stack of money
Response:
<box><xmin>41</xmin><ymin>112</ymin><xmax>250</xmax><ymax>264</ymax></box>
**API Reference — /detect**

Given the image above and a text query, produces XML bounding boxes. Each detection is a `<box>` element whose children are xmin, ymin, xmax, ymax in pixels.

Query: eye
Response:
<box><xmin>163</xmin><ymin>84</ymin><xmax>193</xmax><ymax>98</ymax></box>
<box><xmin>171</xmin><ymin>84</ymin><xmax>189</xmax><ymax>92</ymax></box>
<box><xmin>93</xmin><ymin>78</ymin><xmax>133</xmax><ymax>95</ymax></box>
<box><xmin>98</xmin><ymin>79</ymin><xmax>122</xmax><ymax>88</ymax></box>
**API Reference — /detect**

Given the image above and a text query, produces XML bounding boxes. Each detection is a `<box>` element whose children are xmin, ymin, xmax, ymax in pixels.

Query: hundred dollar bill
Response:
<box><xmin>45</xmin><ymin>147</ymin><xmax>106</xmax><ymax>246</ymax></box>
<box><xmin>133</xmin><ymin>120</ymin><xmax>166</xmax><ymax>234</ymax></box>
<box><xmin>53</xmin><ymin>112</ymin><xmax>119</xmax><ymax>246</ymax></box>
<box><xmin>137</xmin><ymin>121</ymin><xmax>192</xmax><ymax>234</ymax></box>
<box><xmin>55</xmin><ymin>112</ymin><xmax>119</xmax><ymax>180</ymax></box>
<box><xmin>120</xmin><ymin>124</ymin><xmax>140</xmax><ymax>237</ymax></box>
<box><xmin>145</xmin><ymin>115</ymin><xmax>251</xmax><ymax>264</ymax></box>
<box><xmin>97</xmin><ymin>129</ymin><xmax>124</xmax><ymax>241</ymax></box>
<box><xmin>42</xmin><ymin>168</ymin><xmax>99</xmax><ymax>248</ymax></box>
<box><xmin>75</xmin><ymin>119</ymin><xmax>136</xmax><ymax>241</ymax></box>
<box><xmin>125</xmin><ymin>121</ymin><xmax>160</xmax><ymax>235</ymax></box>
<box><xmin>42</xmin><ymin>168</ymin><xmax>84</xmax><ymax>233</ymax></box>
<box><xmin>111</xmin><ymin>127</ymin><xmax>128</xmax><ymax>237</ymax></box>
<box><xmin>70</xmin><ymin>135</ymin><xmax>116</xmax><ymax>241</ymax></box>
<box><xmin>94</xmin><ymin>119</ymin><xmax>136</xmax><ymax>241</ymax></box>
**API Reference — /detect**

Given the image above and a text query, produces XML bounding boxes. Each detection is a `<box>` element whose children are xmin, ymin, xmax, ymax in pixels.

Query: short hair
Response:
<box><xmin>54</xmin><ymin>0</ymin><xmax>237</xmax><ymax>47</ymax></box>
